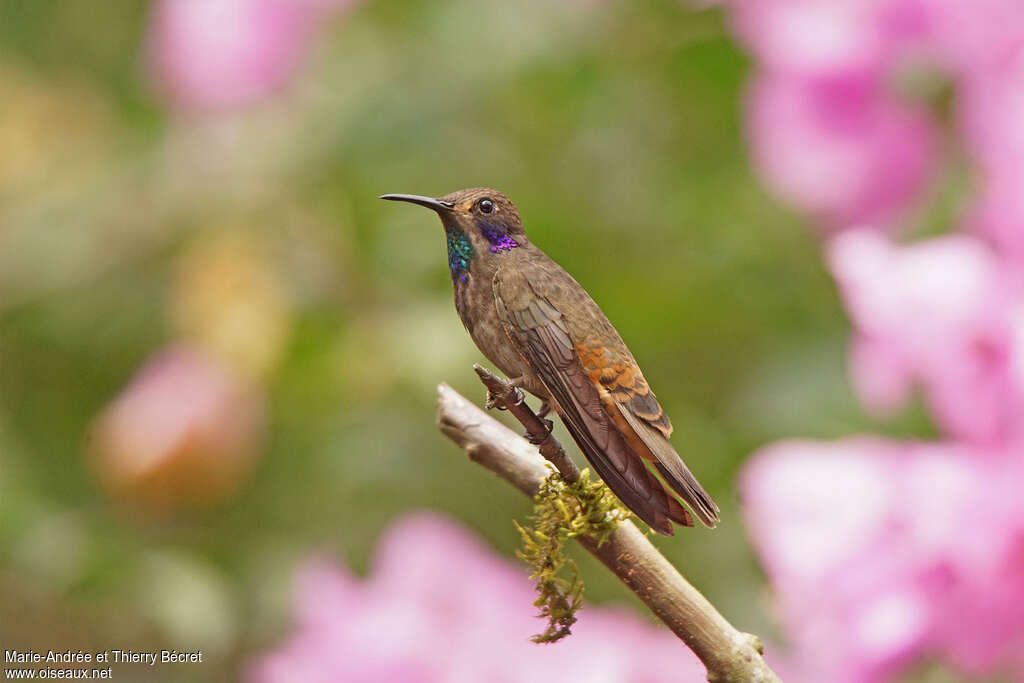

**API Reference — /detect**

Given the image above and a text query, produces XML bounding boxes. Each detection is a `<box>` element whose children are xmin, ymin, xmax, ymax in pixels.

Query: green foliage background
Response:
<box><xmin>0</xmin><ymin>1</ymin><xmax>930</xmax><ymax>680</ymax></box>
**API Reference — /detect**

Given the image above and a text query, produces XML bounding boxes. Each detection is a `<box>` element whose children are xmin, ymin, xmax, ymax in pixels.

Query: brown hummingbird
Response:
<box><xmin>381</xmin><ymin>188</ymin><xmax>719</xmax><ymax>534</ymax></box>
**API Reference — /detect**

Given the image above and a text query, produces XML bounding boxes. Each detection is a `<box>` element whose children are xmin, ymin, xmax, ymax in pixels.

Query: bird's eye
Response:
<box><xmin>478</xmin><ymin>198</ymin><xmax>495</xmax><ymax>214</ymax></box>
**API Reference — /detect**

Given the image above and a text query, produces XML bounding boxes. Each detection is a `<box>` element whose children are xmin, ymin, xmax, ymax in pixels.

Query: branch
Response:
<box><xmin>472</xmin><ymin>364</ymin><xmax>580</xmax><ymax>482</ymax></box>
<box><xmin>437</xmin><ymin>380</ymin><xmax>782</xmax><ymax>683</ymax></box>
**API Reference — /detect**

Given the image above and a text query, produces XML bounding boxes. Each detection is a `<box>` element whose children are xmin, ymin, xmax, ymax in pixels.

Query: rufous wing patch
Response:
<box><xmin>575</xmin><ymin>341</ymin><xmax>672</xmax><ymax>437</ymax></box>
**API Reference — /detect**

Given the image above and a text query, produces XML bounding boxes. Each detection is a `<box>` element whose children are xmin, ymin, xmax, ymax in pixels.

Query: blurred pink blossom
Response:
<box><xmin>748</xmin><ymin>72</ymin><xmax>937</xmax><ymax>229</ymax></box>
<box><xmin>727</xmin><ymin>0</ymin><xmax>941</xmax><ymax>229</ymax></box>
<box><xmin>90</xmin><ymin>345</ymin><xmax>264</xmax><ymax>508</ymax></box>
<box><xmin>927</xmin><ymin>0</ymin><xmax>1024</xmax><ymax>75</ymax></box>
<box><xmin>144</xmin><ymin>0</ymin><xmax>355</xmax><ymax>112</ymax></box>
<box><xmin>730</xmin><ymin>0</ymin><xmax>1024</xmax><ymax>242</ymax></box>
<box><xmin>741</xmin><ymin>439</ymin><xmax>1024</xmax><ymax>682</ymax></box>
<box><xmin>723</xmin><ymin>1</ymin><xmax>1024</xmax><ymax>680</ymax></box>
<box><xmin>966</xmin><ymin>173</ymin><xmax>1024</xmax><ymax>264</ymax></box>
<box><xmin>828</xmin><ymin>230</ymin><xmax>1024</xmax><ymax>445</ymax></box>
<box><xmin>722</xmin><ymin>0</ymin><xmax>1014</xmax><ymax>83</ymax></box>
<box><xmin>960</xmin><ymin>48</ymin><xmax>1024</xmax><ymax>259</ymax></box>
<box><xmin>727</xmin><ymin>0</ymin><xmax>933</xmax><ymax>79</ymax></box>
<box><xmin>247</xmin><ymin>513</ymin><xmax>706</xmax><ymax>683</ymax></box>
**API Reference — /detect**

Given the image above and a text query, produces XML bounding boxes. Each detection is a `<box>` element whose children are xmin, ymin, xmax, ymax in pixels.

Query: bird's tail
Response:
<box><xmin>615</xmin><ymin>404</ymin><xmax>720</xmax><ymax>528</ymax></box>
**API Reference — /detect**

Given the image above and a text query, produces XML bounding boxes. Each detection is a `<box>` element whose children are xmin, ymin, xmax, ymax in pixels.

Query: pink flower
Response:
<box><xmin>144</xmin><ymin>0</ymin><xmax>355</xmax><ymax>112</ymax></box>
<box><xmin>965</xmin><ymin>173</ymin><xmax>1024</xmax><ymax>265</ymax></box>
<box><xmin>725</xmin><ymin>0</ymin><xmax>959</xmax><ymax>231</ymax></box>
<box><xmin>727</xmin><ymin>0</ymin><xmax>931</xmax><ymax>79</ymax></box>
<box><xmin>246</xmin><ymin>513</ymin><xmax>706</xmax><ymax>683</ymax></box>
<box><xmin>741</xmin><ymin>438</ymin><xmax>1024</xmax><ymax>681</ymax></box>
<box><xmin>828</xmin><ymin>230</ymin><xmax>1024</xmax><ymax>445</ymax></box>
<box><xmin>960</xmin><ymin>47</ymin><xmax>1024</xmax><ymax>259</ymax></box>
<box><xmin>747</xmin><ymin>72</ymin><xmax>937</xmax><ymax>230</ymax></box>
<box><xmin>90</xmin><ymin>345</ymin><xmax>264</xmax><ymax>508</ymax></box>
<box><xmin>725</xmin><ymin>0</ymin><xmax>1024</xmax><ymax>80</ymax></box>
<box><xmin>722</xmin><ymin>1</ymin><xmax>1024</xmax><ymax>680</ymax></box>
<box><xmin>927</xmin><ymin>0</ymin><xmax>1024</xmax><ymax>76</ymax></box>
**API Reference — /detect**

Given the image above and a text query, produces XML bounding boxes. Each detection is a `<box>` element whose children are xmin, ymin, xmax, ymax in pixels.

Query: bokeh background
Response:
<box><xmin>2</xmin><ymin>1</ymin><xmax>1022</xmax><ymax>681</ymax></box>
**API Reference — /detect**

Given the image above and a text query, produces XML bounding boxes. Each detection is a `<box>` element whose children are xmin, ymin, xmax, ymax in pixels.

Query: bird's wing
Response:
<box><xmin>575</xmin><ymin>342</ymin><xmax>720</xmax><ymax>528</ymax></box>
<box><xmin>492</xmin><ymin>267</ymin><xmax>692</xmax><ymax>535</ymax></box>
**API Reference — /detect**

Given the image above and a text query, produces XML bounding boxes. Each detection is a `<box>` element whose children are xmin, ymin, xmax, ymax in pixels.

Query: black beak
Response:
<box><xmin>380</xmin><ymin>194</ymin><xmax>454</xmax><ymax>213</ymax></box>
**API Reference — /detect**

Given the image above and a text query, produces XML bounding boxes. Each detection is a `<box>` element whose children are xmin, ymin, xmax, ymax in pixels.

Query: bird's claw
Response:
<box><xmin>537</xmin><ymin>400</ymin><xmax>551</xmax><ymax>419</ymax></box>
<box><xmin>484</xmin><ymin>384</ymin><xmax>524</xmax><ymax>411</ymax></box>
<box><xmin>484</xmin><ymin>388</ymin><xmax>502</xmax><ymax>411</ymax></box>
<box><xmin>524</xmin><ymin>418</ymin><xmax>554</xmax><ymax>445</ymax></box>
<box><xmin>510</xmin><ymin>386</ymin><xmax>526</xmax><ymax>408</ymax></box>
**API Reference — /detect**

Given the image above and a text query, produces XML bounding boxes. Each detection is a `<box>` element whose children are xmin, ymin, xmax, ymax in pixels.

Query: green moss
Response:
<box><xmin>514</xmin><ymin>468</ymin><xmax>629</xmax><ymax>643</ymax></box>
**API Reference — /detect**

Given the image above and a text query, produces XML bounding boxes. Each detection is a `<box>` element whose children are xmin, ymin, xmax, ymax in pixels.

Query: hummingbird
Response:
<box><xmin>381</xmin><ymin>188</ymin><xmax>719</xmax><ymax>534</ymax></box>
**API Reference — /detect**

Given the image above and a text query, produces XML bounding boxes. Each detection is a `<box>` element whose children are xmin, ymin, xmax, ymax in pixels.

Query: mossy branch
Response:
<box><xmin>437</xmin><ymin>378</ymin><xmax>782</xmax><ymax>683</ymax></box>
<box><xmin>516</xmin><ymin>468</ymin><xmax>628</xmax><ymax>642</ymax></box>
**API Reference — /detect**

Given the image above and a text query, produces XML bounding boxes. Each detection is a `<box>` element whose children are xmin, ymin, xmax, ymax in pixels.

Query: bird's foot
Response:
<box><xmin>524</xmin><ymin>418</ymin><xmax>554</xmax><ymax>445</ymax></box>
<box><xmin>483</xmin><ymin>387</ymin><xmax>503</xmax><ymax>411</ymax></box>
<box><xmin>484</xmin><ymin>376</ymin><xmax>526</xmax><ymax>411</ymax></box>
<box><xmin>503</xmin><ymin>376</ymin><xmax>534</xmax><ymax>410</ymax></box>
<box><xmin>536</xmin><ymin>400</ymin><xmax>551</xmax><ymax>419</ymax></box>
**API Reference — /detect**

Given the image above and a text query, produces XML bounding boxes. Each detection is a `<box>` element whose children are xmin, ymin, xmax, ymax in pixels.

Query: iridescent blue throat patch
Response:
<box><xmin>445</xmin><ymin>225</ymin><xmax>474</xmax><ymax>282</ymax></box>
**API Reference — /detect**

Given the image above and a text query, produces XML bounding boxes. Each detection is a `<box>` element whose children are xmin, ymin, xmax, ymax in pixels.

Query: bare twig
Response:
<box><xmin>437</xmin><ymin>381</ymin><xmax>782</xmax><ymax>683</ymax></box>
<box><xmin>472</xmin><ymin>364</ymin><xmax>580</xmax><ymax>482</ymax></box>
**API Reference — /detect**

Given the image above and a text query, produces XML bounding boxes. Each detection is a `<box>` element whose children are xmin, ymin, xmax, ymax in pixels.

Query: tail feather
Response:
<box><xmin>654</xmin><ymin>461</ymin><xmax>718</xmax><ymax>528</ymax></box>
<box><xmin>558</xmin><ymin>419</ymin><xmax>687</xmax><ymax>535</ymax></box>
<box><xmin>616</xmin><ymin>403</ymin><xmax>720</xmax><ymax>528</ymax></box>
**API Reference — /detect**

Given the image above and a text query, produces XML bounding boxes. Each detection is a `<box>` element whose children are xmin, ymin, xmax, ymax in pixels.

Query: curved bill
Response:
<box><xmin>379</xmin><ymin>194</ymin><xmax>454</xmax><ymax>212</ymax></box>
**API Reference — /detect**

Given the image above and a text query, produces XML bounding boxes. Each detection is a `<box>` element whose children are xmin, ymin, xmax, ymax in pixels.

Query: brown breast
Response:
<box><xmin>453</xmin><ymin>272</ymin><xmax>543</xmax><ymax>395</ymax></box>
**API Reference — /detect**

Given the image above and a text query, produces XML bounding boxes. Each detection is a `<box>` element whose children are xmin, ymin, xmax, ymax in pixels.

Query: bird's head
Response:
<box><xmin>381</xmin><ymin>188</ymin><xmax>527</xmax><ymax>281</ymax></box>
